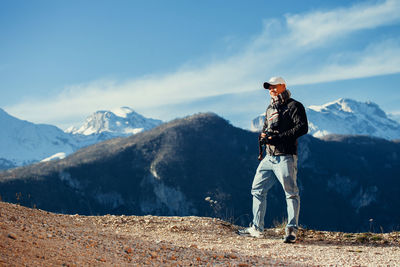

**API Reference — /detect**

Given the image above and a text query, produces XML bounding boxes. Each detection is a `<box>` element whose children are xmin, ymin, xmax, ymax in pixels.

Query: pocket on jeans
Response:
<box><xmin>281</xmin><ymin>155</ymin><xmax>294</xmax><ymax>162</ymax></box>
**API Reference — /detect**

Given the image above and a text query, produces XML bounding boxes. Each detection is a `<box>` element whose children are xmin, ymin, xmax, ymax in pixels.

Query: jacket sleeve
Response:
<box><xmin>278</xmin><ymin>101</ymin><xmax>308</xmax><ymax>141</ymax></box>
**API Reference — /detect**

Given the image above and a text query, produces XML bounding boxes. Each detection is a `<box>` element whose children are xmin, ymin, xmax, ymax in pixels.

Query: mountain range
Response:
<box><xmin>251</xmin><ymin>98</ymin><xmax>400</xmax><ymax>140</ymax></box>
<box><xmin>0</xmin><ymin>107</ymin><xmax>162</xmax><ymax>170</ymax></box>
<box><xmin>2</xmin><ymin>98</ymin><xmax>398</xmax><ymax>170</ymax></box>
<box><xmin>1</xmin><ymin>113</ymin><xmax>399</xmax><ymax>232</ymax></box>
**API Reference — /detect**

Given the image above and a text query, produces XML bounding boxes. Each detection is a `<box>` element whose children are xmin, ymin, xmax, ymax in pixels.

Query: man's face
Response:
<box><xmin>269</xmin><ymin>84</ymin><xmax>286</xmax><ymax>97</ymax></box>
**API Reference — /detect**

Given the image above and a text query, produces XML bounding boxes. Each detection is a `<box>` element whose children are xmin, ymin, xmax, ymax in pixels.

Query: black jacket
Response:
<box><xmin>262</xmin><ymin>98</ymin><xmax>308</xmax><ymax>156</ymax></box>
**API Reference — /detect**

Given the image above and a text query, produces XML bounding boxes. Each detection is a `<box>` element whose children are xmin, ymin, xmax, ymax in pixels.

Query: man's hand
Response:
<box><xmin>262</xmin><ymin>132</ymin><xmax>281</xmax><ymax>145</ymax></box>
<box><xmin>267</xmin><ymin>134</ymin><xmax>279</xmax><ymax>145</ymax></box>
<box><xmin>260</xmin><ymin>133</ymin><xmax>269</xmax><ymax>145</ymax></box>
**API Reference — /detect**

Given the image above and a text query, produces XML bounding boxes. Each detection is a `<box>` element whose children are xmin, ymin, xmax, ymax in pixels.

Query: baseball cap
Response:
<box><xmin>263</xmin><ymin>76</ymin><xmax>286</xmax><ymax>89</ymax></box>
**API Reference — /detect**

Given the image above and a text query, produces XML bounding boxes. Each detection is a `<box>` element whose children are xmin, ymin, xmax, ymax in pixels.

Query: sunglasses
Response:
<box><xmin>263</xmin><ymin>82</ymin><xmax>279</xmax><ymax>90</ymax></box>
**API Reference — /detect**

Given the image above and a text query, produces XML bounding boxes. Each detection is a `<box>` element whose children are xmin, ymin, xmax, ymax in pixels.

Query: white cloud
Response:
<box><xmin>290</xmin><ymin>38</ymin><xmax>400</xmax><ymax>85</ymax></box>
<box><xmin>5</xmin><ymin>0</ymin><xmax>400</xmax><ymax>128</ymax></box>
<box><xmin>286</xmin><ymin>0</ymin><xmax>400</xmax><ymax>47</ymax></box>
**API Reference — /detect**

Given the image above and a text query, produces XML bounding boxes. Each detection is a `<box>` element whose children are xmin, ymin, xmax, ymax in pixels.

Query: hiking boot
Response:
<box><xmin>283</xmin><ymin>227</ymin><xmax>297</xmax><ymax>243</ymax></box>
<box><xmin>237</xmin><ymin>224</ymin><xmax>263</xmax><ymax>238</ymax></box>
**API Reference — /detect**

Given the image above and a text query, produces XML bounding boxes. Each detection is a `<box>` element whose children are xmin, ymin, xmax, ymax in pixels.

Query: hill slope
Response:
<box><xmin>0</xmin><ymin>113</ymin><xmax>256</xmax><ymax>218</ymax></box>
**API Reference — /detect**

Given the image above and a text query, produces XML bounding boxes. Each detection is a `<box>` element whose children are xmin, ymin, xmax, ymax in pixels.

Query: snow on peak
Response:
<box><xmin>68</xmin><ymin>107</ymin><xmax>163</xmax><ymax>136</ymax></box>
<box><xmin>41</xmin><ymin>152</ymin><xmax>67</xmax><ymax>162</ymax></box>
<box><xmin>0</xmin><ymin>108</ymin><xmax>77</xmax><ymax>167</ymax></box>
<box><xmin>307</xmin><ymin>98</ymin><xmax>399</xmax><ymax>139</ymax></box>
<box><xmin>309</xmin><ymin>98</ymin><xmax>386</xmax><ymax>118</ymax></box>
<box><xmin>309</xmin><ymin>98</ymin><xmax>354</xmax><ymax>112</ymax></box>
<box><xmin>111</xmin><ymin>106</ymin><xmax>135</xmax><ymax>118</ymax></box>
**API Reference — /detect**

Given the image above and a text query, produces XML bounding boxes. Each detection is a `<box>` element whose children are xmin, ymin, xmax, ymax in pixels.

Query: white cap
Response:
<box><xmin>263</xmin><ymin>76</ymin><xmax>286</xmax><ymax>89</ymax></box>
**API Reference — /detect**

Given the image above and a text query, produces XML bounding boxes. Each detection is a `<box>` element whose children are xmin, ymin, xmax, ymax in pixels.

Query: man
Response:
<box><xmin>238</xmin><ymin>76</ymin><xmax>308</xmax><ymax>243</ymax></box>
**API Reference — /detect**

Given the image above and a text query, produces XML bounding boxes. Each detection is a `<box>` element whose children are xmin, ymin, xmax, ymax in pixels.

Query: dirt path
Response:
<box><xmin>1</xmin><ymin>202</ymin><xmax>399</xmax><ymax>266</ymax></box>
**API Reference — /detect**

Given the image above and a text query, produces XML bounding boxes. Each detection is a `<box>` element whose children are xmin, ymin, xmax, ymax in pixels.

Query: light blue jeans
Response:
<box><xmin>251</xmin><ymin>154</ymin><xmax>300</xmax><ymax>232</ymax></box>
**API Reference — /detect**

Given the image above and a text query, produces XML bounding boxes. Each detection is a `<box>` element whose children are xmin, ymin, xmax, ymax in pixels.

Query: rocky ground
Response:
<box><xmin>1</xmin><ymin>201</ymin><xmax>400</xmax><ymax>266</ymax></box>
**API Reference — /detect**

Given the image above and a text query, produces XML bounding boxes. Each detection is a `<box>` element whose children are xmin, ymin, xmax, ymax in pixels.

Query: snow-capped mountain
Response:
<box><xmin>66</xmin><ymin>107</ymin><xmax>163</xmax><ymax>144</ymax></box>
<box><xmin>0</xmin><ymin>107</ymin><xmax>163</xmax><ymax>170</ymax></box>
<box><xmin>251</xmin><ymin>98</ymin><xmax>400</xmax><ymax>140</ymax></box>
<box><xmin>307</xmin><ymin>98</ymin><xmax>400</xmax><ymax>139</ymax></box>
<box><xmin>0</xmin><ymin>108</ymin><xmax>78</xmax><ymax>169</ymax></box>
<box><xmin>250</xmin><ymin>115</ymin><xmax>265</xmax><ymax>132</ymax></box>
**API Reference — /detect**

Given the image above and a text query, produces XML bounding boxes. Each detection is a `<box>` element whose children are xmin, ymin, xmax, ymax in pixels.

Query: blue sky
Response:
<box><xmin>1</xmin><ymin>0</ymin><xmax>400</xmax><ymax>129</ymax></box>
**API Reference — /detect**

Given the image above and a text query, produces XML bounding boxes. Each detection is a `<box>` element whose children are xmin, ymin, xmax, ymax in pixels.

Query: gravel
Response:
<box><xmin>1</xmin><ymin>201</ymin><xmax>399</xmax><ymax>266</ymax></box>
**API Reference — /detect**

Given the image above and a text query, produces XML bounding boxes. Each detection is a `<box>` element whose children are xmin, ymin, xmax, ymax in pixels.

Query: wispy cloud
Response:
<box><xmin>291</xmin><ymin>38</ymin><xmax>400</xmax><ymax>85</ymax></box>
<box><xmin>286</xmin><ymin>0</ymin><xmax>400</xmax><ymax>47</ymax></box>
<box><xmin>5</xmin><ymin>0</ymin><xmax>400</xmax><ymax>128</ymax></box>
